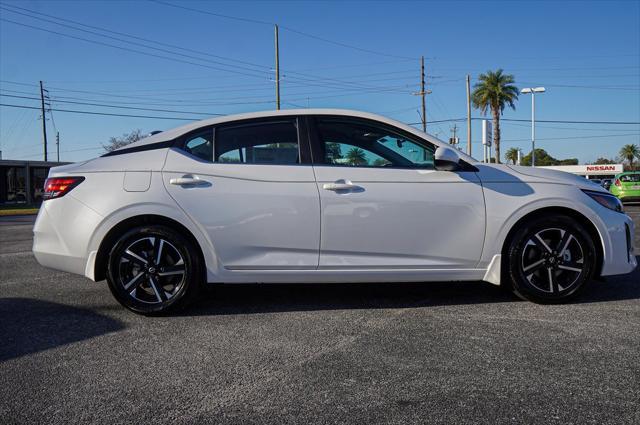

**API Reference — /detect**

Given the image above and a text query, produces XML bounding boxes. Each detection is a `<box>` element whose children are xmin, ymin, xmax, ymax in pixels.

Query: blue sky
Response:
<box><xmin>0</xmin><ymin>0</ymin><xmax>638</xmax><ymax>163</ymax></box>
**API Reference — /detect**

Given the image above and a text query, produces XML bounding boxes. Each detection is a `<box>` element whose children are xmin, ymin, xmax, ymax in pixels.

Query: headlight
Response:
<box><xmin>582</xmin><ymin>189</ymin><xmax>624</xmax><ymax>213</ymax></box>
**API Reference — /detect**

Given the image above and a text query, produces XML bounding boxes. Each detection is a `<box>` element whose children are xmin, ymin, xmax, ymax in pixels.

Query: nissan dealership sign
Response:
<box><xmin>539</xmin><ymin>164</ymin><xmax>624</xmax><ymax>176</ymax></box>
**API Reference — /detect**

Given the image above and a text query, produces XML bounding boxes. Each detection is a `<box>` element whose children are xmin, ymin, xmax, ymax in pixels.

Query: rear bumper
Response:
<box><xmin>612</xmin><ymin>190</ymin><xmax>640</xmax><ymax>203</ymax></box>
<box><xmin>620</xmin><ymin>196</ymin><xmax>640</xmax><ymax>203</ymax></box>
<box><xmin>32</xmin><ymin>195</ymin><xmax>103</xmax><ymax>277</ymax></box>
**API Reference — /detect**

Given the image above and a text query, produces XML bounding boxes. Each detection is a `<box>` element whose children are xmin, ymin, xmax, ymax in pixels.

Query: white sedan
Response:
<box><xmin>33</xmin><ymin>109</ymin><xmax>636</xmax><ymax>314</ymax></box>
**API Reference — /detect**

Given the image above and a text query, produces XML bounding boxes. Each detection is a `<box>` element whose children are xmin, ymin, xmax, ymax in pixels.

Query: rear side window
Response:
<box><xmin>215</xmin><ymin>120</ymin><xmax>300</xmax><ymax>164</ymax></box>
<box><xmin>184</xmin><ymin>131</ymin><xmax>213</xmax><ymax>162</ymax></box>
<box><xmin>620</xmin><ymin>174</ymin><xmax>640</xmax><ymax>182</ymax></box>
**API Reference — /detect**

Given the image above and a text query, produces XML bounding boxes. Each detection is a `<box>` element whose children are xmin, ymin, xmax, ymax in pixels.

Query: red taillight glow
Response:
<box><xmin>42</xmin><ymin>177</ymin><xmax>85</xmax><ymax>200</ymax></box>
<box><xmin>614</xmin><ymin>179</ymin><xmax>621</xmax><ymax>187</ymax></box>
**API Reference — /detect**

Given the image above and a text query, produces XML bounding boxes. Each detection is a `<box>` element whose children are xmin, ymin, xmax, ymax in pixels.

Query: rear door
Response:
<box><xmin>162</xmin><ymin>117</ymin><xmax>320</xmax><ymax>271</ymax></box>
<box><xmin>309</xmin><ymin>116</ymin><xmax>485</xmax><ymax>269</ymax></box>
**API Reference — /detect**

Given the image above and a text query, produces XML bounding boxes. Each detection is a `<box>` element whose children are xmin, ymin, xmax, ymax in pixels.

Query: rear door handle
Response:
<box><xmin>322</xmin><ymin>179</ymin><xmax>363</xmax><ymax>192</ymax></box>
<box><xmin>169</xmin><ymin>175</ymin><xmax>210</xmax><ymax>186</ymax></box>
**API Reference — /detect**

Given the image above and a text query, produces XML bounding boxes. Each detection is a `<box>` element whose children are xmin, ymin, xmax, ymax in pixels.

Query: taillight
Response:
<box><xmin>614</xmin><ymin>179</ymin><xmax>621</xmax><ymax>187</ymax></box>
<box><xmin>42</xmin><ymin>176</ymin><xmax>85</xmax><ymax>200</ymax></box>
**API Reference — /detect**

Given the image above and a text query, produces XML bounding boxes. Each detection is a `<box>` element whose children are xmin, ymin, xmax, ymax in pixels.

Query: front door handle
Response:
<box><xmin>169</xmin><ymin>175</ymin><xmax>210</xmax><ymax>186</ymax></box>
<box><xmin>322</xmin><ymin>179</ymin><xmax>363</xmax><ymax>192</ymax></box>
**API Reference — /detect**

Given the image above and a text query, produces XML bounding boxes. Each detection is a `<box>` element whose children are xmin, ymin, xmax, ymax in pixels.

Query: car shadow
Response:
<box><xmin>576</xmin><ymin>257</ymin><xmax>640</xmax><ymax>304</ymax></box>
<box><xmin>184</xmin><ymin>257</ymin><xmax>640</xmax><ymax>316</ymax></box>
<box><xmin>184</xmin><ymin>280</ymin><xmax>514</xmax><ymax>316</ymax></box>
<box><xmin>0</xmin><ymin>298</ymin><xmax>124</xmax><ymax>362</ymax></box>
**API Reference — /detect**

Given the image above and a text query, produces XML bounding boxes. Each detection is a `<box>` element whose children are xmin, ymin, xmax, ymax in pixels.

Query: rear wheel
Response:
<box><xmin>106</xmin><ymin>225</ymin><xmax>203</xmax><ymax>315</ymax></box>
<box><xmin>506</xmin><ymin>215</ymin><xmax>596</xmax><ymax>303</ymax></box>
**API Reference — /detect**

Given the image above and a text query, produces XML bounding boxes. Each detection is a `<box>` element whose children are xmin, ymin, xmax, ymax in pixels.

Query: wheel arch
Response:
<box><xmin>94</xmin><ymin>214</ymin><xmax>207</xmax><ymax>282</ymax></box>
<box><xmin>500</xmin><ymin>206</ymin><xmax>604</xmax><ymax>281</ymax></box>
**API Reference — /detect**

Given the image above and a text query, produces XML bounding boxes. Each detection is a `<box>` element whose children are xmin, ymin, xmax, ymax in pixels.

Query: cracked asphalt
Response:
<box><xmin>1</xmin><ymin>208</ymin><xmax>639</xmax><ymax>424</ymax></box>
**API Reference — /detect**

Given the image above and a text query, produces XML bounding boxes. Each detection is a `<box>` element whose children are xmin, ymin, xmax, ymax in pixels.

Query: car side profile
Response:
<box><xmin>33</xmin><ymin>109</ymin><xmax>637</xmax><ymax>314</ymax></box>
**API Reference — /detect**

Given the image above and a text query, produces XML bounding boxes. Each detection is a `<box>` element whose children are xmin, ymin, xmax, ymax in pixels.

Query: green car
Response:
<box><xmin>610</xmin><ymin>171</ymin><xmax>640</xmax><ymax>202</ymax></box>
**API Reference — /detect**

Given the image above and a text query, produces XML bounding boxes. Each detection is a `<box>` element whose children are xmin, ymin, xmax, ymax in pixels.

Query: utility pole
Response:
<box><xmin>420</xmin><ymin>56</ymin><xmax>426</xmax><ymax>132</ymax></box>
<box><xmin>274</xmin><ymin>24</ymin><xmax>280</xmax><ymax>110</ymax></box>
<box><xmin>449</xmin><ymin>124</ymin><xmax>459</xmax><ymax>147</ymax></box>
<box><xmin>466</xmin><ymin>75</ymin><xmax>472</xmax><ymax>156</ymax></box>
<box><xmin>413</xmin><ymin>56</ymin><xmax>431</xmax><ymax>132</ymax></box>
<box><xmin>56</xmin><ymin>131</ymin><xmax>60</xmax><ymax>162</ymax></box>
<box><xmin>39</xmin><ymin>80</ymin><xmax>48</xmax><ymax>162</ymax></box>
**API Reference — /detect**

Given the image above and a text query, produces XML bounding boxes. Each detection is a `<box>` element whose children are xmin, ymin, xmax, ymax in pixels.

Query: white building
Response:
<box><xmin>537</xmin><ymin>164</ymin><xmax>624</xmax><ymax>179</ymax></box>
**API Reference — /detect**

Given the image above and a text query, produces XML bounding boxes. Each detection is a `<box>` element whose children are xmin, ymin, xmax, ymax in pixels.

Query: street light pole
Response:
<box><xmin>520</xmin><ymin>87</ymin><xmax>546</xmax><ymax>166</ymax></box>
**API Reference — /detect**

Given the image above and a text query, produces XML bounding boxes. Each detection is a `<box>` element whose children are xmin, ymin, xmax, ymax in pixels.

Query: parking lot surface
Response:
<box><xmin>1</xmin><ymin>208</ymin><xmax>639</xmax><ymax>424</ymax></box>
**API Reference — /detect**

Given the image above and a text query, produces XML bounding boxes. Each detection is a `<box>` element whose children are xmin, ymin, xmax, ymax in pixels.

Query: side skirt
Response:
<box><xmin>207</xmin><ymin>268</ymin><xmax>488</xmax><ymax>284</ymax></box>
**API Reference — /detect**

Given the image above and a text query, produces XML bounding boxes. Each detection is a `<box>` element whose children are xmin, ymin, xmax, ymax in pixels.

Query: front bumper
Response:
<box><xmin>599</xmin><ymin>209</ymin><xmax>637</xmax><ymax>277</ymax></box>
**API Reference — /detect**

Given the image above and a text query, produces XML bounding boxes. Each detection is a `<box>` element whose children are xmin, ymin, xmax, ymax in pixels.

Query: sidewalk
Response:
<box><xmin>0</xmin><ymin>208</ymin><xmax>39</xmax><ymax>217</ymax></box>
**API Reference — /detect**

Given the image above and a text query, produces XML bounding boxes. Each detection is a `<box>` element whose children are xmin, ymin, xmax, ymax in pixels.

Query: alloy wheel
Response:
<box><xmin>117</xmin><ymin>236</ymin><xmax>186</xmax><ymax>304</ymax></box>
<box><xmin>520</xmin><ymin>227</ymin><xmax>585</xmax><ymax>294</ymax></box>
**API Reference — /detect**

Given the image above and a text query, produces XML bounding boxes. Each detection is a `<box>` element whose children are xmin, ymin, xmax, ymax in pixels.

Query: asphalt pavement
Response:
<box><xmin>1</xmin><ymin>209</ymin><xmax>639</xmax><ymax>424</ymax></box>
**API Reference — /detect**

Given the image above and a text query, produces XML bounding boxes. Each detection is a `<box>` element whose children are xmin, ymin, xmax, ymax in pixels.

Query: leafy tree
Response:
<box><xmin>592</xmin><ymin>157</ymin><xmax>617</xmax><ymax>165</ymax></box>
<box><xmin>471</xmin><ymin>69</ymin><xmax>519</xmax><ymax>164</ymax></box>
<box><xmin>325</xmin><ymin>142</ymin><xmax>343</xmax><ymax>163</ymax></box>
<box><xmin>504</xmin><ymin>147</ymin><xmax>520</xmax><ymax>165</ymax></box>
<box><xmin>345</xmin><ymin>147</ymin><xmax>367</xmax><ymax>165</ymax></box>
<box><xmin>619</xmin><ymin>144</ymin><xmax>639</xmax><ymax>169</ymax></box>
<box><xmin>103</xmin><ymin>129</ymin><xmax>145</xmax><ymax>153</ymax></box>
<box><xmin>520</xmin><ymin>149</ymin><xmax>578</xmax><ymax>166</ymax></box>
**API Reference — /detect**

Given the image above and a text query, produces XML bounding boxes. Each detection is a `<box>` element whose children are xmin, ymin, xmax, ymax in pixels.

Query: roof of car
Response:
<box><xmin>114</xmin><ymin>108</ymin><xmax>476</xmax><ymax>163</ymax></box>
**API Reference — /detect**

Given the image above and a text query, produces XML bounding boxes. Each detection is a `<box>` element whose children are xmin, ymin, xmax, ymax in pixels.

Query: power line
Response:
<box><xmin>0</xmin><ymin>3</ymin><xmax>272</xmax><ymax>72</ymax></box>
<box><xmin>501</xmin><ymin>121</ymin><xmax>639</xmax><ymax>132</ymax></box>
<box><xmin>0</xmin><ymin>94</ymin><xmax>225</xmax><ymax>116</ymax></box>
<box><xmin>1</xmin><ymin>4</ymin><xmax>419</xmax><ymax>92</ymax></box>
<box><xmin>0</xmin><ymin>18</ymin><xmax>272</xmax><ymax>80</ymax></box>
<box><xmin>0</xmin><ymin>103</ymin><xmax>202</xmax><ymax>121</ymax></box>
<box><xmin>501</xmin><ymin>118</ymin><xmax>640</xmax><ymax>125</ymax></box>
<box><xmin>502</xmin><ymin>133</ymin><xmax>640</xmax><ymax>142</ymax></box>
<box><xmin>409</xmin><ymin>117</ymin><xmax>640</xmax><ymax>125</ymax></box>
<box><xmin>149</xmin><ymin>0</ymin><xmax>274</xmax><ymax>25</ymax></box>
<box><xmin>517</xmin><ymin>81</ymin><xmax>640</xmax><ymax>91</ymax></box>
<box><xmin>149</xmin><ymin>0</ymin><xmax>416</xmax><ymax>60</ymax></box>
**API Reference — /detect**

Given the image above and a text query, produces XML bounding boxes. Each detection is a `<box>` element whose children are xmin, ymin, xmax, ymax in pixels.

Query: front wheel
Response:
<box><xmin>505</xmin><ymin>215</ymin><xmax>596</xmax><ymax>303</ymax></box>
<box><xmin>106</xmin><ymin>225</ymin><xmax>203</xmax><ymax>315</ymax></box>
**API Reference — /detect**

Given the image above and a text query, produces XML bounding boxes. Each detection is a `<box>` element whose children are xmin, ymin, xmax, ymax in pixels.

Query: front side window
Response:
<box><xmin>215</xmin><ymin>120</ymin><xmax>299</xmax><ymax>165</ymax></box>
<box><xmin>316</xmin><ymin>118</ymin><xmax>434</xmax><ymax>168</ymax></box>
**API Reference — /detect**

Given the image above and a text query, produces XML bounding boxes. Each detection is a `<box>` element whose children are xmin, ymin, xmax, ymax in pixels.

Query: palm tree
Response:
<box><xmin>619</xmin><ymin>144</ymin><xmax>639</xmax><ymax>169</ymax></box>
<box><xmin>345</xmin><ymin>147</ymin><xmax>367</xmax><ymax>165</ymax></box>
<box><xmin>505</xmin><ymin>147</ymin><xmax>520</xmax><ymax>165</ymax></box>
<box><xmin>472</xmin><ymin>69</ymin><xmax>519</xmax><ymax>163</ymax></box>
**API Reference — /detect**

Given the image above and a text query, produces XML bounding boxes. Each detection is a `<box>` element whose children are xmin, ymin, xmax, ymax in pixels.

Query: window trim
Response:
<box><xmin>308</xmin><ymin>115</ymin><xmax>437</xmax><ymax>170</ymax></box>
<box><xmin>176</xmin><ymin>116</ymin><xmax>313</xmax><ymax>166</ymax></box>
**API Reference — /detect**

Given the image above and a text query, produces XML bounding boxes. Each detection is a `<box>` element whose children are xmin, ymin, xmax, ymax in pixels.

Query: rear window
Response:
<box><xmin>620</xmin><ymin>174</ymin><xmax>640</xmax><ymax>182</ymax></box>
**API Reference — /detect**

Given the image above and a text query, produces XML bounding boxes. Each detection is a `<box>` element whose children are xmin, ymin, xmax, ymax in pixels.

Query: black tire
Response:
<box><xmin>505</xmin><ymin>215</ymin><xmax>596</xmax><ymax>304</ymax></box>
<box><xmin>106</xmin><ymin>225</ymin><xmax>203</xmax><ymax>315</ymax></box>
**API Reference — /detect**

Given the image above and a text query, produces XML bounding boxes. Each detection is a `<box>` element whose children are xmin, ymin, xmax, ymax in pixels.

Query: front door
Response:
<box><xmin>163</xmin><ymin>117</ymin><xmax>320</xmax><ymax>271</ymax></box>
<box><xmin>309</xmin><ymin>116</ymin><xmax>485</xmax><ymax>269</ymax></box>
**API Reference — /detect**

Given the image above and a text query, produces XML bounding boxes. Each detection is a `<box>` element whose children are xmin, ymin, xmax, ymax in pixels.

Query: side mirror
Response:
<box><xmin>434</xmin><ymin>146</ymin><xmax>461</xmax><ymax>171</ymax></box>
